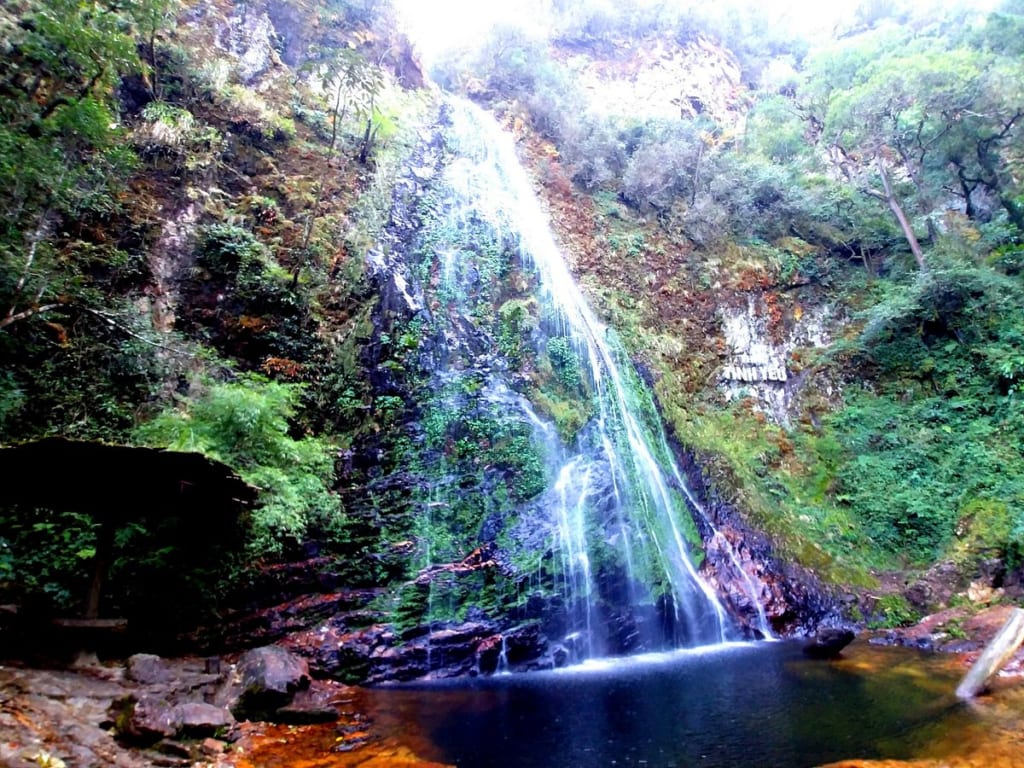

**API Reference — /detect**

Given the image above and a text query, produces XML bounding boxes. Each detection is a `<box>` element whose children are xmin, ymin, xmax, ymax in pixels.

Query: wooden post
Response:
<box><xmin>955</xmin><ymin>607</ymin><xmax>1024</xmax><ymax>699</ymax></box>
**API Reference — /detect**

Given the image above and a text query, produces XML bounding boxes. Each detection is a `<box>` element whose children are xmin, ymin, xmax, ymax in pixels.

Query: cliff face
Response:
<box><xmin>0</xmin><ymin>0</ymin><xmax>438</xmax><ymax>644</ymax></box>
<box><xmin>553</xmin><ymin>34</ymin><xmax>747</xmax><ymax>126</ymax></box>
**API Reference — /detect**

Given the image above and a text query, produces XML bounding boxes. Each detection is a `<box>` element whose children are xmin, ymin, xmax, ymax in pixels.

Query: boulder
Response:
<box><xmin>126</xmin><ymin>653</ymin><xmax>172</xmax><ymax>685</ymax></box>
<box><xmin>171</xmin><ymin>702</ymin><xmax>235</xmax><ymax>737</ymax></box>
<box><xmin>114</xmin><ymin>695</ymin><xmax>177</xmax><ymax>743</ymax></box>
<box><xmin>231</xmin><ymin>645</ymin><xmax>310</xmax><ymax>721</ymax></box>
<box><xmin>113</xmin><ymin>696</ymin><xmax>235</xmax><ymax>743</ymax></box>
<box><xmin>803</xmin><ymin>628</ymin><xmax>856</xmax><ymax>659</ymax></box>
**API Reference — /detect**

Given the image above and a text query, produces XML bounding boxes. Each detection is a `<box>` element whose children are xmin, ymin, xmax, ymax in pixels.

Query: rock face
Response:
<box><xmin>718</xmin><ymin>294</ymin><xmax>837</xmax><ymax>425</ymax></box>
<box><xmin>0</xmin><ymin>656</ymin><xmax>238</xmax><ymax>768</ymax></box>
<box><xmin>674</xmin><ymin>445</ymin><xmax>840</xmax><ymax>637</ymax></box>
<box><xmin>281</xmin><ymin>619</ymin><xmax>556</xmax><ymax>685</ymax></box>
<box><xmin>554</xmin><ymin>34</ymin><xmax>746</xmax><ymax>126</ymax></box>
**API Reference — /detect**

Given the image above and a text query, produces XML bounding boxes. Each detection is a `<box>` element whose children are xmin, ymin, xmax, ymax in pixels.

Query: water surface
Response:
<box><xmin>237</xmin><ymin>642</ymin><xmax>1024</xmax><ymax>768</ymax></box>
<box><xmin>361</xmin><ymin>641</ymin><xmax>978</xmax><ymax>767</ymax></box>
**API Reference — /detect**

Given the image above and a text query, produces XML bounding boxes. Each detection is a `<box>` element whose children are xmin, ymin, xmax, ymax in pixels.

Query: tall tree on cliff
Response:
<box><xmin>800</xmin><ymin>7</ymin><xmax>1024</xmax><ymax>268</ymax></box>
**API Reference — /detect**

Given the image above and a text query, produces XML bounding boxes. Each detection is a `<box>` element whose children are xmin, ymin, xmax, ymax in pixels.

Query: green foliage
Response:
<box><xmin>0</xmin><ymin>0</ymin><xmax>151</xmax><ymax>327</ymax></box>
<box><xmin>744</xmin><ymin>95</ymin><xmax>807</xmax><ymax>163</ymax></box>
<box><xmin>546</xmin><ymin>336</ymin><xmax>582</xmax><ymax>390</ymax></box>
<box><xmin>135</xmin><ymin>375</ymin><xmax>341</xmax><ymax>555</ymax></box>
<box><xmin>867</xmin><ymin>594</ymin><xmax>920</xmax><ymax>629</ymax></box>
<box><xmin>0</xmin><ymin>509</ymin><xmax>98</xmax><ymax>613</ymax></box>
<box><xmin>497</xmin><ymin>298</ymin><xmax>537</xmax><ymax>368</ymax></box>
<box><xmin>826</xmin><ymin>255</ymin><xmax>1024</xmax><ymax>561</ymax></box>
<box><xmin>196</xmin><ymin>224</ymin><xmax>269</xmax><ymax>279</ymax></box>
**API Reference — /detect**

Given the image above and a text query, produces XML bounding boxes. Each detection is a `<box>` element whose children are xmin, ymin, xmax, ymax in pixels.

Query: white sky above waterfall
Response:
<box><xmin>395</xmin><ymin>0</ymin><xmax>998</xmax><ymax>66</ymax></box>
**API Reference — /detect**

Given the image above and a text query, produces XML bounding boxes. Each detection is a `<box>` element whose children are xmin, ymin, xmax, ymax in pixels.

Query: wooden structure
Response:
<box><xmin>0</xmin><ymin>437</ymin><xmax>258</xmax><ymax>621</ymax></box>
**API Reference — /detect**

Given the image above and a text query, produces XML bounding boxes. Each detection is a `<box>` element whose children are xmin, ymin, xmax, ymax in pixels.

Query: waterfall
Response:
<box><xmin>376</xmin><ymin>96</ymin><xmax>759</xmax><ymax>663</ymax></box>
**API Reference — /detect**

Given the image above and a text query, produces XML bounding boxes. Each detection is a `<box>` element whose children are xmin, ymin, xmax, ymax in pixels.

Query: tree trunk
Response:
<box><xmin>84</xmin><ymin>524</ymin><xmax>115</xmax><ymax>620</ymax></box>
<box><xmin>956</xmin><ymin>608</ymin><xmax>1024</xmax><ymax>699</ymax></box>
<box><xmin>877</xmin><ymin>157</ymin><xmax>927</xmax><ymax>271</ymax></box>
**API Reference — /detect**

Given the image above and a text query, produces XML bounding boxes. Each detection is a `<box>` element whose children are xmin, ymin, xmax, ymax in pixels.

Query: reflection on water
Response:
<box><xmin>235</xmin><ymin>642</ymin><xmax>1024</xmax><ymax>768</ymax></box>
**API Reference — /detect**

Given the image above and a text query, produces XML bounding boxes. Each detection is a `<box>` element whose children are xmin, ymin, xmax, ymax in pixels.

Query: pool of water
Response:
<box><xmin>360</xmin><ymin>641</ymin><xmax>974</xmax><ymax>767</ymax></box>
<box><xmin>236</xmin><ymin>640</ymin><xmax>1024</xmax><ymax>768</ymax></box>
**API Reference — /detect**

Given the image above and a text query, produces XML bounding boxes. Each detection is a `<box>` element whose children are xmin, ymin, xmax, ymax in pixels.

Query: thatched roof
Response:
<box><xmin>0</xmin><ymin>437</ymin><xmax>258</xmax><ymax>519</ymax></box>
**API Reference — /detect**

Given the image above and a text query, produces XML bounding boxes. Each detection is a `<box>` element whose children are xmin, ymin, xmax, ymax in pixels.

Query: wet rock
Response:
<box><xmin>274</xmin><ymin>682</ymin><xmax>341</xmax><ymax>724</ymax></box>
<box><xmin>672</xmin><ymin>444</ymin><xmax>840</xmax><ymax>636</ymax></box>
<box><xmin>475</xmin><ymin>634</ymin><xmax>504</xmax><ymax>675</ymax></box>
<box><xmin>126</xmin><ymin>653</ymin><xmax>172</xmax><ymax>685</ymax></box>
<box><xmin>171</xmin><ymin>701</ymin><xmax>234</xmax><ymax>737</ymax></box>
<box><xmin>231</xmin><ymin>645</ymin><xmax>310</xmax><ymax>721</ymax></box>
<box><xmin>606</xmin><ymin>609</ymin><xmax>642</xmax><ymax>654</ymax></box>
<box><xmin>503</xmin><ymin>623</ymin><xmax>547</xmax><ymax>668</ymax></box>
<box><xmin>551</xmin><ymin>644</ymin><xmax>570</xmax><ymax>668</ymax></box>
<box><xmin>804</xmin><ymin>628</ymin><xmax>856</xmax><ymax>659</ymax></box>
<box><xmin>293</xmin><ymin>618</ymin><xmax>552</xmax><ymax>685</ymax></box>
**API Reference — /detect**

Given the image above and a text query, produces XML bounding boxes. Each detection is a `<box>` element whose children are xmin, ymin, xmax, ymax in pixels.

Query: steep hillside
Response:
<box><xmin>433</xmin><ymin>0</ymin><xmax>1024</xmax><ymax>631</ymax></box>
<box><xmin>0</xmin><ymin>0</ymin><xmax>434</xmax><ymax>637</ymax></box>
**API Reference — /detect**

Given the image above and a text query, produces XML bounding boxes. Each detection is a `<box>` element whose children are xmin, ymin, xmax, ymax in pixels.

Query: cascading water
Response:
<box><xmin>370</xmin><ymin>96</ymin><xmax>764</xmax><ymax>666</ymax></box>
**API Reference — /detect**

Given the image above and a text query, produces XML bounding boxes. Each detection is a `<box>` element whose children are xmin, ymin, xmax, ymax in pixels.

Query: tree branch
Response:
<box><xmin>0</xmin><ymin>303</ymin><xmax>62</xmax><ymax>330</ymax></box>
<box><xmin>80</xmin><ymin>307</ymin><xmax>181</xmax><ymax>352</ymax></box>
<box><xmin>877</xmin><ymin>156</ymin><xmax>926</xmax><ymax>271</ymax></box>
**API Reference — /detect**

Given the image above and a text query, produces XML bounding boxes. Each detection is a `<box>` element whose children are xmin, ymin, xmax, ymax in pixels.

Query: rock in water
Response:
<box><xmin>231</xmin><ymin>645</ymin><xmax>310</xmax><ymax>720</ymax></box>
<box><xmin>803</xmin><ymin>628</ymin><xmax>855</xmax><ymax>659</ymax></box>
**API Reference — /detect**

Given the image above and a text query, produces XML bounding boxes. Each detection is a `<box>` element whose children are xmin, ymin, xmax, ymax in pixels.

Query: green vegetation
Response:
<box><xmin>2</xmin><ymin>0</ymin><xmax>1024</xmax><ymax>642</ymax></box>
<box><xmin>0</xmin><ymin>0</ymin><xmax>418</xmax><ymax>627</ymax></box>
<box><xmin>135</xmin><ymin>375</ymin><xmax>341</xmax><ymax>555</ymax></box>
<box><xmin>434</xmin><ymin>1</ymin><xmax>1024</xmax><ymax>589</ymax></box>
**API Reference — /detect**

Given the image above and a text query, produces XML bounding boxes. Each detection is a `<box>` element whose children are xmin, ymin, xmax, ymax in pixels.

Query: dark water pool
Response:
<box><xmin>361</xmin><ymin>641</ymin><xmax>975</xmax><ymax>768</ymax></box>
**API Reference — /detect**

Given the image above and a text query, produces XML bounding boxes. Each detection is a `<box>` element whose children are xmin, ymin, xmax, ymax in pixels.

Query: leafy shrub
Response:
<box><xmin>135</xmin><ymin>375</ymin><xmax>342</xmax><ymax>555</ymax></box>
<box><xmin>867</xmin><ymin>594</ymin><xmax>920</xmax><ymax>628</ymax></box>
<box><xmin>196</xmin><ymin>224</ymin><xmax>268</xmax><ymax>278</ymax></box>
<box><xmin>826</xmin><ymin>254</ymin><xmax>1024</xmax><ymax>562</ymax></box>
<box><xmin>547</xmin><ymin>336</ymin><xmax>582</xmax><ymax>390</ymax></box>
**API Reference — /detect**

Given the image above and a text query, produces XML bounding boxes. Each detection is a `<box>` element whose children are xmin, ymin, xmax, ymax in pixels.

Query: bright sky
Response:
<box><xmin>394</xmin><ymin>0</ymin><xmax>861</xmax><ymax>64</ymax></box>
<box><xmin>393</xmin><ymin>0</ymin><xmax>998</xmax><ymax>65</ymax></box>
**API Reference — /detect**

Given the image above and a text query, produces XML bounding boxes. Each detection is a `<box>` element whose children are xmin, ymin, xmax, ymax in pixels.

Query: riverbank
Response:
<box><xmin>2</xmin><ymin>611</ymin><xmax>1022</xmax><ymax>768</ymax></box>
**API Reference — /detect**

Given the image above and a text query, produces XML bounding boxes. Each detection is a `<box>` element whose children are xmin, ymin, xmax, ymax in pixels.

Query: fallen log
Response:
<box><xmin>955</xmin><ymin>607</ymin><xmax>1024</xmax><ymax>699</ymax></box>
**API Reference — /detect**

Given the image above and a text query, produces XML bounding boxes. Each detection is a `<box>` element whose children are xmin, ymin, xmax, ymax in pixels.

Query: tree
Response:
<box><xmin>0</xmin><ymin>0</ymin><xmax>157</xmax><ymax>333</ymax></box>
<box><xmin>135</xmin><ymin>376</ymin><xmax>342</xmax><ymax>555</ymax></box>
<box><xmin>0</xmin><ymin>438</ymin><xmax>255</xmax><ymax>620</ymax></box>
<box><xmin>802</xmin><ymin>15</ymin><xmax>1024</xmax><ymax>268</ymax></box>
<box><xmin>293</xmin><ymin>45</ymin><xmax>383</xmax><ymax>283</ymax></box>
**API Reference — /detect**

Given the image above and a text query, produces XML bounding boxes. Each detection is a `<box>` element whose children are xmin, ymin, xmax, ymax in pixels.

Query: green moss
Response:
<box><xmin>530</xmin><ymin>386</ymin><xmax>591</xmax><ymax>443</ymax></box>
<box><xmin>497</xmin><ymin>298</ymin><xmax>538</xmax><ymax>368</ymax></box>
